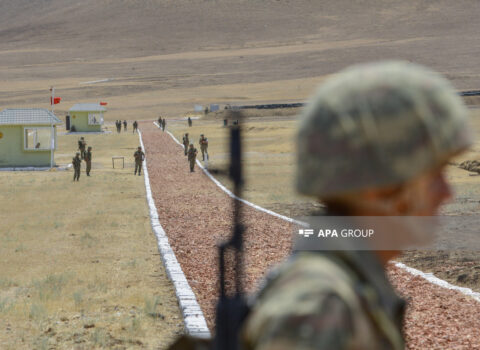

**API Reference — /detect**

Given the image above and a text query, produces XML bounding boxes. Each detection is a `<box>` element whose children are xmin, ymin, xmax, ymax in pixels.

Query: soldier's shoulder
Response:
<box><xmin>242</xmin><ymin>253</ymin><xmax>372</xmax><ymax>350</ymax></box>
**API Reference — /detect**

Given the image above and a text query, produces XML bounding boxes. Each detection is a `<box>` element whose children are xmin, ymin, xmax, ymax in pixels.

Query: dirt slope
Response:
<box><xmin>2</xmin><ymin>1</ymin><xmax>480</xmax><ymax>115</ymax></box>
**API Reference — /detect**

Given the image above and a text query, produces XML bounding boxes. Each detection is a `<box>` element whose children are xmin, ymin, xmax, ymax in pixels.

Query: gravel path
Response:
<box><xmin>140</xmin><ymin>121</ymin><xmax>480</xmax><ymax>349</ymax></box>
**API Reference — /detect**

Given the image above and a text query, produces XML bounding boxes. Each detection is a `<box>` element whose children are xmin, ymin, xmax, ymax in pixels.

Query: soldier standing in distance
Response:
<box><xmin>78</xmin><ymin>137</ymin><xmax>86</xmax><ymax>159</ymax></box>
<box><xmin>158</xmin><ymin>116</ymin><xmax>162</xmax><ymax>127</ymax></box>
<box><xmin>72</xmin><ymin>152</ymin><xmax>82</xmax><ymax>182</ymax></box>
<box><xmin>187</xmin><ymin>144</ymin><xmax>197</xmax><ymax>172</ymax></box>
<box><xmin>123</xmin><ymin>120</ymin><xmax>127</xmax><ymax>131</ymax></box>
<box><xmin>134</xmin><ymin>146</ymin><xmax>145</xmax><ymax>176</ymax></box>
<box><xmin>161</xmin><ymin>118</ymin><xmax>166</xmax><ymax>131</ymax></box>
<box><xmin>188</xmin><ymin>116</ymin><xmax>192</xmax><ymax>127</ymax></box>
<box><xmin>199</xmin><ymin>134</ymin><xmax>209</xmax><ymax>161</ymax></box>
<box><xmin>132</xmin><ymin>120</ymin><xmax>138</xmax><ymax>134</ymax></box>
<box><xmin>182</xmin><ymin>133</ymin><xmax>190</xmax><ymax>156</ymax></box>
<box><xmin>84</xmin><ymin>146</ymin><xmax>92</xmax><ymax>176</ymax></box>
<box><xmin>241</xmin><ymin>62</ymin><xmax>472</xmax><ymax>350</ymax></box>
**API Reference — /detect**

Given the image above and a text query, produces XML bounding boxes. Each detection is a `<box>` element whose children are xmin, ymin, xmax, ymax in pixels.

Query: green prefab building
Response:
<box><xmin>0</xmin><ymin>108</ymin><xmax>62</xmax><ymax>168</ymax></box>
<box><xmin>69</xmin><ymin>103</ymin><xmax>106</xmax><ymax>132</ymax></box>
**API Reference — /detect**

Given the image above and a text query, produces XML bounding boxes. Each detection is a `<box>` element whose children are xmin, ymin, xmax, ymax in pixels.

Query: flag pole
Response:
<box><xmin>50</xmin><ymin>86</ymin><xmax>54</xmax><ymax>168</ymax></box>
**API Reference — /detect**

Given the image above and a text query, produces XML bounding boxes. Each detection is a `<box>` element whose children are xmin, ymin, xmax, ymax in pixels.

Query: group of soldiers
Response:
<box><xmin>157</xmin><ymin>117</ymin><xmax>166</xmax><ymax>131</ymax></box>
<box><xmin>115</xmin><ymin>120</ymin><xmax>127</xmax><ymax>133</ymax></box>
<box><xmin>182</xmin><ymin>132</ymin><xmax>209</xmax><ymax>172</ymax></box>
<box><xmin>72</xmin><ymin>137</ymin><xmax>92</xmax><ymax>181</ymax></box>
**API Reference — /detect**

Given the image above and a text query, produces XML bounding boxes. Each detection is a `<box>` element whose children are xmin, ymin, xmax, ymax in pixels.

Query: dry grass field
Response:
<box><xmin>0</xmin><ymin>125</ymin><xmax>183</xmax><ymax>349</ymax></box>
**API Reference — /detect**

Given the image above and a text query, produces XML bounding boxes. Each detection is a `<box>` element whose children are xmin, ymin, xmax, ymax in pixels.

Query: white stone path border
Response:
<box><xmin>138</xmin><ymin>129</ymin><xmax>211</xmax><ymax>338</ymax></box>
<box><xmin>158</xmin><ymin>122</ymin><xmax>480</xmax><ymax>304</ymax></box>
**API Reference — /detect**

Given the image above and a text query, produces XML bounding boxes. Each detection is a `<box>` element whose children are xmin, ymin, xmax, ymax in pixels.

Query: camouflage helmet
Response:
<box><xmin>297</xmin><ymin>61</ymin><xmax>472</xmax><ymax>198</ymax></box>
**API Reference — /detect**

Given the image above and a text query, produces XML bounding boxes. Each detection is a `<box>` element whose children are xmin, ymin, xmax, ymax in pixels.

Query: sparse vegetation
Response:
<box><xmin>0</xmin><ymin>129</ymin><xmax>183</xmax><ymax>348</ymax></box>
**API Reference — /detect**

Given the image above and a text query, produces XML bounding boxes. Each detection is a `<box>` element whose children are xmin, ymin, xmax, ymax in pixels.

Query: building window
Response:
<box><xmin>24</xmin><ymin>128</ymin><xmax>54</xmax><ymax>150</ymax></box>
<box><xmin>88</xmin><ymin>113</ymin><xmax>103</xmax><ymax>125</ymax></box>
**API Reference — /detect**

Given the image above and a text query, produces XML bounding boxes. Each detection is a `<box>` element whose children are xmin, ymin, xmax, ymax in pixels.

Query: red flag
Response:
<box><xmin>50</xmin><ymin>97</ymin><xmax>61</xmax><ymax>105</ymax></box>
<box><xmin>100</xmin><ymin>102</ymin><xmax>107</xmax><ymax>106</ymax></box>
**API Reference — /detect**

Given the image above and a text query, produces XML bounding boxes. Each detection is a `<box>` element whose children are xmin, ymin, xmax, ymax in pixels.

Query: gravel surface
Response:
<box><xmin>141</xmin><ymin>121</ymin><xmax>480</xmax><ymax>349</ymax></box>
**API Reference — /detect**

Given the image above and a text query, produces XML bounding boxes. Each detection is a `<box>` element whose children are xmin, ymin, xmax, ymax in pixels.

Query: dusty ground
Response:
<box><xmin>142</xmin><ymin>121</ymin><xmax>480</xmax><ymax>349</ymax></box>
<box><xmin>0</xmin><ymin>125</ymin><xmax>183</xmax><ymax>349</ymax></box>
<box><xmin>2</xmin><ymin>1</ymin><xmax>480</xmax><ymax>119</ymax></box>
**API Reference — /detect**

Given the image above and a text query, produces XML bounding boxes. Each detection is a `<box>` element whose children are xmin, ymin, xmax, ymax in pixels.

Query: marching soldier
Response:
<box><xmin>134</xmin><ymin>146</ymin><xmax>145</xmax><ymax>176</ymax></box>
<box><xmin>72</xmin><ymin>152</ymin><xmax>81</xmax><ymax>182</ymax></box>
<box><xmin>133</xmin><ymin>120</ymin><xmax>138</xmax><ymax>134</ymax></box>
<box><xmin>123</xmin><ymin>120</ymin><xmax>127</xmax><ymax>131</ymax></box>
<box><xmin>78</xmin><ymin>137</ymin><xmax>86</xmax><ymax>159</ymax></box>
<box><xmin>84</xmin><ymin>146</ymin><xmax>92</xmax><ymax>176</ymax></box>
<box><xmin>161</xmin><ymin>118</ymin><xmax>166</xmax><ymax>131</ymax></box>
<box><xmin>199</xmin><ymin>134</ymin><xmax>209</xmax><ymax>161</ymax></box>
<box><xmin>241</xmin><ymin>61</ymin><xmax>472</xmax><ymax>350</ymax></box>
<box><xmin>187</xmin><ymin>144</ymin><xmax>197</xmax><ymax>172</ymax></box>
<box><xmin>183</xmin><ymin>133</ymin><xmax>190</xmax><ymax>156</ymax></box>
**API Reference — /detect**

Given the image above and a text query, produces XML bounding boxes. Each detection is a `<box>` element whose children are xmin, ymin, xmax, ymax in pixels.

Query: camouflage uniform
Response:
<box><xmin>183</xmin><ymin>134</ymin><xmax>190</xmax><ymax>156</ymax></box>
<box><xmin>78</xmin><ymin>137</ymin><xmax>86</xmax><ymax>159</ymax></box>
<box><xmin>187</xmin><ymin>145</ymin><xmax>197</xmax><ymax>172</ymax></box>
<box><xmin>242</xmin><ymin>251</ymin><xmax>405</xmax><ymax>350</ymax></box>
<box><xmin>241</xmin><ymin>61</ymin><xmax>472</xmax><ymax>350</ymax></box>
<box><xmin>199</xmin><ymin>135</ymin><xmax>209</xmax><ymax>161</ymax></box>
<box><xmin>134</xmin><ymin>148</ymin><xmax>145</xmax><ymax>175</ymax></box>
<box><xmin>84</xmin><ymin>147</ymin><xmax>92</xmax><ymax>176</ymax></box>
<box><xmin>72</xmin><ymin>153</ymin><xmax>81</xmax><ymax>181</ymax></box>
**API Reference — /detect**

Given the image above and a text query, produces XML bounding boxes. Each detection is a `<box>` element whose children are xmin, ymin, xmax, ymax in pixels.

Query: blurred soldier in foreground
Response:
<box><xmin>187</xmin><ymin>143</ymin><xmax>198</xmax><ymax>172</ymax></box>
<box><xmin>78</xmin><ymin>137</ymin><xmax>87</xmax><ymax>159</ymax></box>
<box><xmin>134</xmin><ymin>146</ymin><xmax>145</xmax><ymax>176</ymax></box>
<box><xmin>199</xmin><ymin>134</ymin><xmax>209</xmax><ymax>161</ymax></box>
<box><xmin>84</xmin><ymin>146</ymin><xmax>92</xmax><ymax>176</ymax></box>
<box><xmin>241</xmin><ymin>61</ymin><xmax>472</xmax><ymax>349</ymax></box>
<box><xmin>133</xmin><ymin>120</ymin><xmax>138</xmax><ymax>134</ymax></box>
<box><xmin>183</xmin><ymin>133</ymin><xmax>190</xmax><ymax>156</ymax></box>
<box><xmin>72</xmin><ymin>152</ymin><xmax>82</xmax><ymax>182</ymax></box>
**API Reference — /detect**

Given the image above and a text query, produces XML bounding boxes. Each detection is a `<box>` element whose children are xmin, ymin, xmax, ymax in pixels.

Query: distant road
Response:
<box><xmin>230</xmin><ymin>90</ymin><xmax>480</xmax><ymax>110</ymax></box>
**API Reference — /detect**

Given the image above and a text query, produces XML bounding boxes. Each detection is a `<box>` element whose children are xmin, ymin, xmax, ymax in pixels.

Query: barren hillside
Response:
<box><xmin>1</xmin><ymin>0</ymin><xmax>479</xmax><ymax>116</ymax></box>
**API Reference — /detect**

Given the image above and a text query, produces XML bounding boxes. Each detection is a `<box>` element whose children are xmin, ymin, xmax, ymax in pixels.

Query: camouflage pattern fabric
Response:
<box><xmin>72</xmin><ymin>156</ymin><xmax>81</xmax><ymax>181</ymax></box>
<box><xmin>183</xmin><ymin>135</ymin><xmax>190</xmax><ymax>155</ymax></box>
<box><xmin>85</xmin><ymin>150</ymin><xmax>92</xmax><ymax>175</ymax></box>
<box><xmin>199</xmin><ymin>136</ymin><xmax>208</xmax><ymax>160</ymax></box>
<box><xmin>459</xmin><ymin>160</ymin><xmax>480</xmax><ymax>173</ymax></box>
<box><xmin>242</xmin><ymin>251</ymin><xmax>405</xmax><ymax>350</ymax></box>
<box><xmin>134</xmin><ymin>150</ymin><xmax>145</xmax><ymax>175</ymax></box>
<box><xmin>297</xmin><ymin>61</ymin><xmax>472</xmax><ymax>198</ymax></box>
<box><xmin>187</xmin><ymin>147</ymin><xmax>197</xmax><ymax>171</ymax></box>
